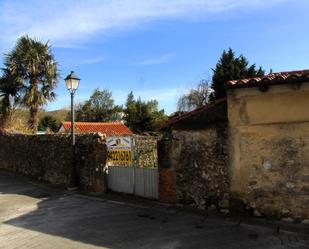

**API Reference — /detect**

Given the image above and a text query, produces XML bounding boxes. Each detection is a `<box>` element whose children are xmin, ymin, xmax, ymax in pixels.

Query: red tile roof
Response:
<box><xmin>60</xmin><ymin>122</ymin><xmax>133</xmax><ymax>136</ymax></box>
<box><xmin>160</xmin><ymin>98</ymin><xmax>227</xmax><ymax>129</ymax></box>
<box><xmin>226</xmin><ymin>69</ymin><xmax>309</xmax><ymax>88</ymax></box>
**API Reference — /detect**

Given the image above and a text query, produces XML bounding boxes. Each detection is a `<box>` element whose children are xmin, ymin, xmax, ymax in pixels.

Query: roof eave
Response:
<box><xmin>226</xmin><ymin>77</ymin><xmax>309</xmax><ymax>89</ymax></box>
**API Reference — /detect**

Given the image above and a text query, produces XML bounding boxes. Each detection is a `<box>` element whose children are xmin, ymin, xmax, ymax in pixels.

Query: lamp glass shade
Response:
<box><xmin>65</xmin><ymin>71</ymin><xmax>80</xmax><ymax>92</ymax></box>
<box><xmin>65</xmin><ymin>78</ymin><xmax>79</xmax><ymax>90</ymax></box>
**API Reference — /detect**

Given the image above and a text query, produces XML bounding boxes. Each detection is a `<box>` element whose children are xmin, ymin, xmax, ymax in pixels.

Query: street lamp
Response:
<box><xmin>65</xmin><ymin>71</ymin><xmax>80</xmax><ymax>145</ymax></box>
<box><xmin>65</xmin><ymin>71</ymin><xmax>80</xmax><ymax>190</ymax></box>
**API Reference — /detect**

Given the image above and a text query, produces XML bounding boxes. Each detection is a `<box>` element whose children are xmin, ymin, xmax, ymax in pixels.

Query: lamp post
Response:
<box><xmin>65</xmin><ymin>71</ymin><xmax>80</xmax><ymax>189</ymax></box>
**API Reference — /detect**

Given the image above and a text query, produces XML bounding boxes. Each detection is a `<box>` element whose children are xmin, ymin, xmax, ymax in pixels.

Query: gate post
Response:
<box><xmin>92</xmin><ymin>133</ymin><xmax>108</xmax><ymax>192</ymax></box>
<box><xmin>157</xmin><ymin>137</ymin><xmax>177</xmax><ymax>204</ymax></box>
<box><xmin>133</xmin><ymin>165</ymin><xmax>136</xmax><ymax>195</ymax></box>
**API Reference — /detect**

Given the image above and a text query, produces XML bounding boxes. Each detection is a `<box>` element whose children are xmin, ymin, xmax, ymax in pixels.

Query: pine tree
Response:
<box><xmin>210</xmin><ymin>48</ymin><xmax>265</xmax><ymax>100</ymax></box>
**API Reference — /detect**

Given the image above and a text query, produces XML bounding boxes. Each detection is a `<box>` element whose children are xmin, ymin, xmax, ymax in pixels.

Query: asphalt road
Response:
<box><xmin>0</xmin><ymin>170</ymin><xmax>308</xmax><ymax>249</ymax></box>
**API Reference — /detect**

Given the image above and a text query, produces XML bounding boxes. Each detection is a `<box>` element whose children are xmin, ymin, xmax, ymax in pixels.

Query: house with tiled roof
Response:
<box><xmin>158</xmin><ymin>69</ymin><xmax>309</xmax><ymax>221</ymax></box>
<box><xmin>225</xmin><ymin>69</ymin><xmax>309</xmax><ymax>219</ymax></box>
<box><xmin>59</xmin><ymin>122</ymin><xmax>134</xmax><ymax>165</ymax></box>
<box><xmin>58</xmin><ymin>121</ymin><xmax>133</xmax><ymax>136</ymax></box>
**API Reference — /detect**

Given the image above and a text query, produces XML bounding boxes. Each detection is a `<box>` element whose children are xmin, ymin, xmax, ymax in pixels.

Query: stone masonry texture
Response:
<box><xmin>228</xmin><ymin>83</ymin><xmax>309</xmax><ymax>221</ymax></box>
<box><xmin>158</xmin><ymin>122</ymin><xmax>229</xmax><ymax>209</ymax></box>
<box><xmin>0</xmin><ymin>133</ymin><xmax>107</xmax><ymax>192</ymax></box>
<box><xmin>133</xmin><ymin>135</ymin><xmax>158</xmax><ymax>167</ymax></box>
<box><xmin>230</xmin><ymin>125</ymin><xmax>309</xmax><ymax>220</ymax></box>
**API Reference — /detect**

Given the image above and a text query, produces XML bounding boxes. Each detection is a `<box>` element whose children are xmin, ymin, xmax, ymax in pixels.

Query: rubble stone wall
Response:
<box><xmin>158</xmin><ymin>122</ymin><xmax>229</xmax><ymax>209</ymax></box>
<box><xmin>133</xmin><ymin>135</ymin><xmax>158</xmax><ymax>167</ymax></box>
<box><xmin>0</xmin><ymin>133</ymin><xmax>107</xmax><ymax>192</ymax></box>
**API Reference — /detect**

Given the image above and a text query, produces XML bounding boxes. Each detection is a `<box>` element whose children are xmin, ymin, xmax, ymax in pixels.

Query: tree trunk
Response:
<box><xmin>0</xmin><ymin>96</ymin><xmax>12</xmax><ymax>130</ymax></box>
<box><xmin>28</xmin><ymin>79</ymin><xmax>39</xmax><ymax>133</ymax></box>
<box><xmin>29</xmin><ymin>105</ymin><xmax>39</xmax><ymax>133</ymax></box>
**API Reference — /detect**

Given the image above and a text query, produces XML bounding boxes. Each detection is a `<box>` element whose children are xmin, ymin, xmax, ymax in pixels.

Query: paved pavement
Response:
<box><xmin>0</xmin><ymin>170</ymin><xmax>308</xmax><ymax>249</ymax></box>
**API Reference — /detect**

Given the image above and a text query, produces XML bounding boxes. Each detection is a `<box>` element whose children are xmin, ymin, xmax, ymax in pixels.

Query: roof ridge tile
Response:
<box><xmin>227</xmin><ymin>69</ymin><xmax>309</xmax><ymax>88</ymax></box>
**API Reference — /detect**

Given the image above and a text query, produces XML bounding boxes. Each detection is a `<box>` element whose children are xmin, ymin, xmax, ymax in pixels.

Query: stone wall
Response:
<box><xmin>0</xmin><ymin>133</ymin><xmax>107</xmax><ymax>192</ymax></box>
<box><xmin>228</xmin><ymin>83</ymin><xmax>309</xmax><ymax>220</ymax></box>
<box><xmin>230</xmin><ymin>124</ymin><xmax>309</xmax><ymax>219</ymax></box>
<box><xmin>133</xmin><ymin>135</ymin><xmax>158</xmax><ymax>167</ymax></box>
<box><xmin>158</xmin><ymin>122</ymin><xmax>229</xmax><ymax>210</ymax></box>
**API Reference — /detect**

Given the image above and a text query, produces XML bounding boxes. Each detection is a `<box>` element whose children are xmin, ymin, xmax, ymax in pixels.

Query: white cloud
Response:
<box><xmin>0</xmin><ymin>0</ymin><xmax>289</xmax><ymax>52</ymax></box>
<box><xmin>113</xmin><ymin>87</ymin><xmax>185</xmax><ymax>102</ymax></box>
<box><xmin>137</xmin><ymin>53</ymin><xmax>174</xmax><ymax>65</ymax></box>
<box><xmin>83</xmin><ymin>56</ymin><xmax>105</xmax><ymax>64</ymax></box>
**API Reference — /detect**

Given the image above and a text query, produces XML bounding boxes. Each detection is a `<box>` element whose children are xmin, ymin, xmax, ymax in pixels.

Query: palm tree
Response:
<box><xmin>5</xmin><ymin>36</ymin><xmax>59</xmax><ymax>132</ymax></box>
<box><xmin>0</xmin><ymin>69</ymin><xmax>22</xmax><ymax>129</ymax></box>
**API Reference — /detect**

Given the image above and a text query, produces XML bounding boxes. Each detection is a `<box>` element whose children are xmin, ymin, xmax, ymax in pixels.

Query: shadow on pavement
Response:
<box><xmin>1</xmin><ymin>170</ymin><xmax>309</xmax><ymax>249</ymax></box>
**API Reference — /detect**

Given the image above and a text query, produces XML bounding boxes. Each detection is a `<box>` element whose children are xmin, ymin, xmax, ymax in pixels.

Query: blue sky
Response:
<box><xmin>1</xmin><ymin>0</ymin><xmax>309</xmax><ymax>114</ymax></box>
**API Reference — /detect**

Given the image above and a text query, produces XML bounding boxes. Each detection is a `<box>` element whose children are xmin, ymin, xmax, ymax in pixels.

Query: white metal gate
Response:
<box><xmin>107</xmin><ymin>166</ymin><xmax>158</xmax><ymax>199</ymax></box>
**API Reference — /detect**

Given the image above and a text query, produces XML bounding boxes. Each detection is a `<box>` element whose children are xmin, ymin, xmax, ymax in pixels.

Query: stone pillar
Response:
<box><xmin>91</xmin><ymin>134</ymin><xmax>108</xmax><ymax>192</ymax></box>
<box><xmin>157</xmin><ymin>136</ymin><xmax>177</xmax><ymax>204</ymax></box>
<box><xmin>159</xmin><ymin>169</ymin><xmax>177</xmax><ymax>203</ymax></box>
